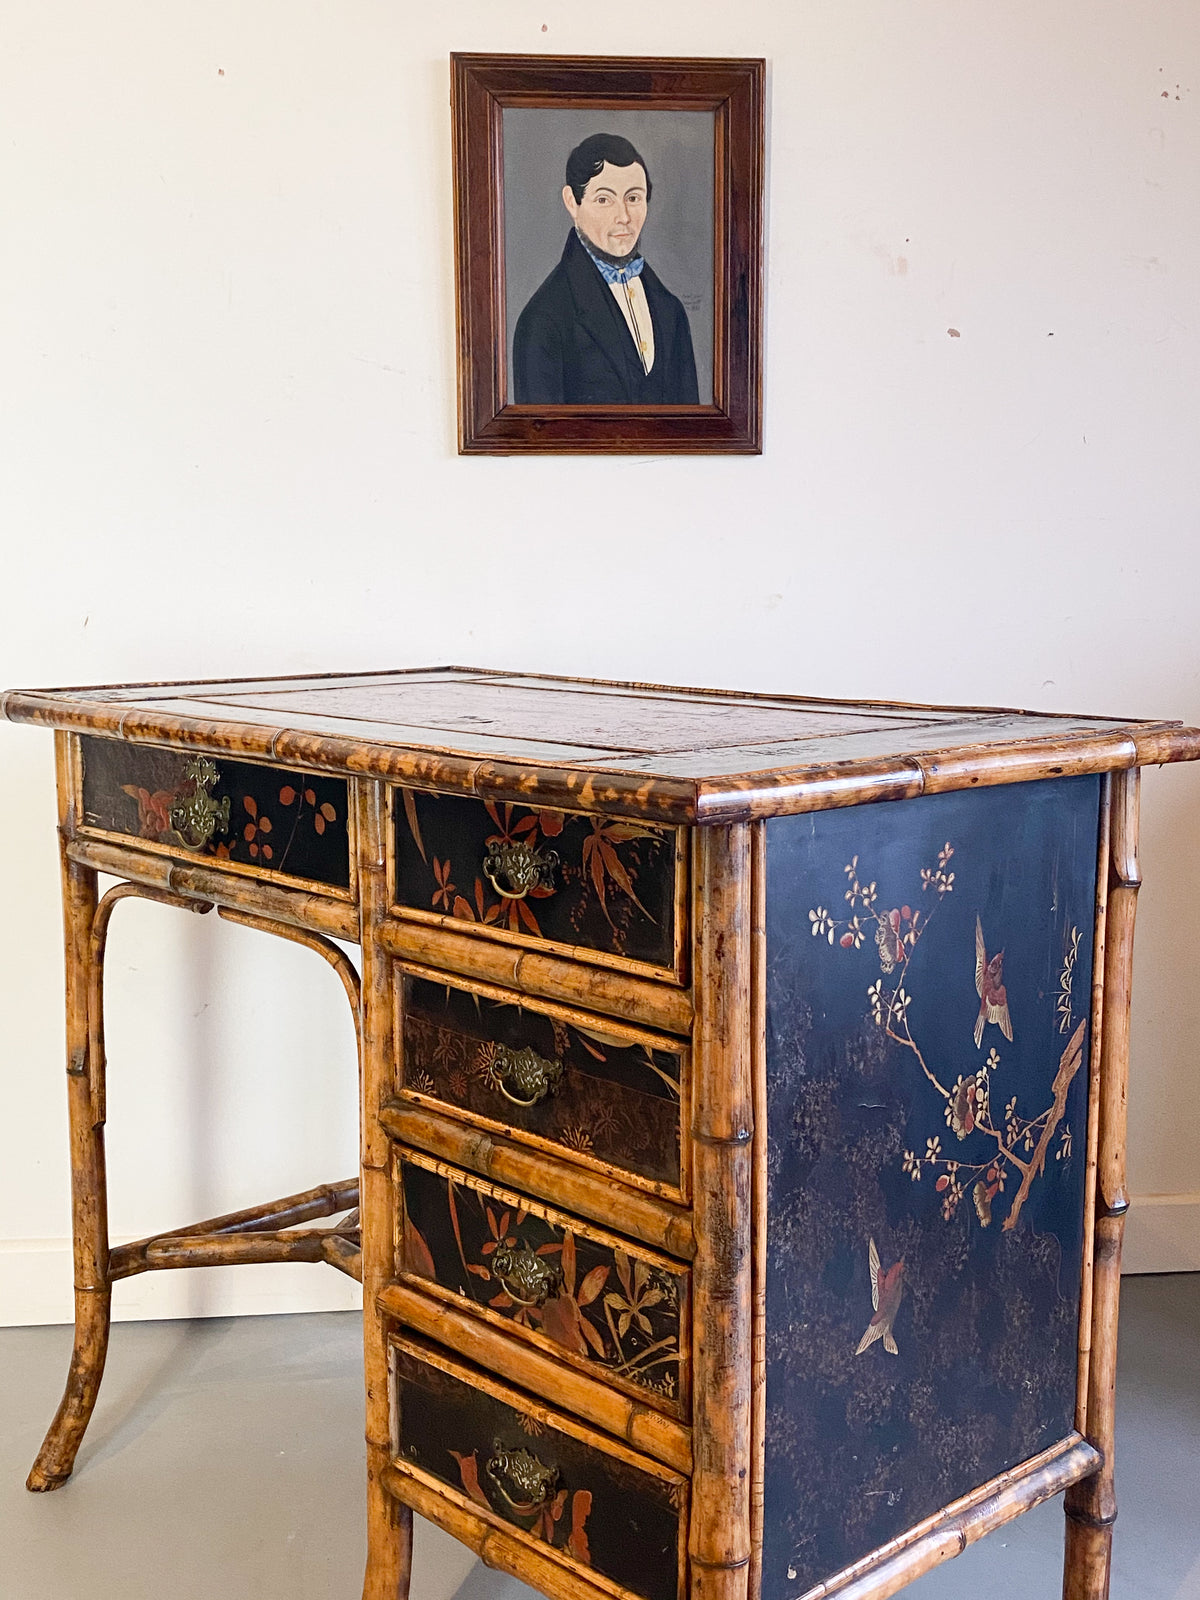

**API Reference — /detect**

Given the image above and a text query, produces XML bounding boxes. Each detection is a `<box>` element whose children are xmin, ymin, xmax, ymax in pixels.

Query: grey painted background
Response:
<box><xmin>502</xmin><ymin>107</ymin><xmax>714</xmax><ymax>405</ymax></box>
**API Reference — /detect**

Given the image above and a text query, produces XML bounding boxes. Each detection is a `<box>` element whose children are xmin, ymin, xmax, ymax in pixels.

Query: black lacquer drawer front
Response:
<box><xmin>398</xmin><ymin>1152</ymin><xmax>689</xmax><ymax>1416</ymax></box>
<box><xmin>78</xmin><ymin>737</ymin><xmax>351</xmax><ymax>892</ymax></box>
<box><xmin>390</xmin><ymin>1336</ymin><xmax>687</xmax><ymax>1600</ymax></box>
<box><xmin>392</xmin><ymin>788</ymin><xmax>684</xmax><ymax>976</ymax></box>
<box><xmin>398</xmin><ymin>971</ymin><xmax>687</xmax><ymax>1199</ymax></box>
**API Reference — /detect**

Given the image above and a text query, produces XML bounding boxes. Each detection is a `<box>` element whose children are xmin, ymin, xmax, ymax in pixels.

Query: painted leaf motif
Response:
<box><xmin>402</xmin><ymin>1217</ymin><xmax>436</xmax><ymax>1280</ymax></box>
<box><xmin>540</xmin><ymin>1292</ymin><xmax>589</xmax><ymax>1356</ymax></box>
<box><xmin>561</xmin><ymin>1231</ymin><xmax>577</xmax><ymax>1297</ymax></box>
<box><xmin>566</xmin><ymin>1489</ymin><xmax>593</xmax><ymax>1564</ymax></box>
<box><xmin>577</xmin><ymin>1265</ymin><xmax>609</xmax><ymax>1306</ymax></box>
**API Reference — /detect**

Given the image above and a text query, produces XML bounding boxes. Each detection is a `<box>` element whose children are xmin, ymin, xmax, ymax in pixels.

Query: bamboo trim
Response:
<box><xmin>377</xmin><ymin>1282</ymin><xmax>691</xmax><ymax>1474</ymax></box>
<box><xmin>391</xmin><ymin>1329</ymin><xmax>689</xmax><ymax>1486</ymax></box>
<box><xmin>7</xmin><ymin>682</ymin><xmax>1196</xmax><ymax>826</ymax></box>
<box><xmin>690</xmin><ymin>824</ymin><xmax>753</xmax><ymax>1600</ymax></box>
<box><xmin>109</xmin><ymin>1178</ymin><xmax>359</xmax><ymax>1280</ymax></box>
<box><xmin>394</xmin><ymin>958</ymin><xmax>690</xmax><ymax>1205</ymax></box>
<box><xmin>394</xmin><ymin>1147</ymin><xmax>691</xmax><ymax>1419</ymax></box>
<box><xmin>65</xmin><ymin>834</ymin><xmax>358</xmax><ymax>939</ymax></box>
<box><xmin>380</xmin><ymin>1462</ymin><xmax>628</xmax><ymax>1600</ymax></box>
<box><xmin>748</xmin><ymin>823</ymin><xmax>767</xmax><ymax>1600</ymax></box>
<box><xmin>380</xmin><ymin>917</ymin><xmax>692</xmax><ymax>1035</ymax></box>
<box><xmin>379</xmin><ymin>1100</ymin><xmax>695</xmax><ymax>1260</ymax></box>
<box><xmin>356</xmin><ymin>777</ymin><xmax>414</xmax><ymax>1600</ymax></box>
<box><xmin>27</xmin><ymin>733</ymin><xmax>109</xmax><ymax>1492</ymax></box>
<box><xmin>796</xmin><ymin>1434</ymin><xmax>1101</xmax><ymax>1600</ymax></box>
<box><xmin>216</xmin><ymin>905</ymin><xmax>362</xmax><ymax>1030</ymax></box>
<box><xmin>1075</xmin><ymin>778</ymin><xmax>1112</xmax><ymax>1435</ymax></box>
<box><xmin>88</xmin><ymin>883</ymin><xmax>213</xmax><ymax>1126</ymax></box>
<box><xmin>1063</xmin><ymin>769</ymin><xmax>1141</xmax><ymax>1600</ymax></box>
<box><xmin>73</xmin><ymin>823</ymin><xmax>357</xmax><ymax>902</ymax></box>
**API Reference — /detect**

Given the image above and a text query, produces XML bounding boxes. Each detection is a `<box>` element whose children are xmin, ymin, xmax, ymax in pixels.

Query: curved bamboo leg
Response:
<box><xmin>357</xmin><ymin>779</ymin><xmax>413</xmax><ymax>1600</ymax></box>
<box><xmin>28</xmin><ymin>833</ymin><xmax>106</xmax><ymax>1490</ymax></box>
<box><xmin>1063</xmin><ymin>769</ymin><xmax>1140</xmax><ymax>1600</ymax></box>
<box><xmin>28</xmin><ymin>843</ymin><xmax>212</xmax><ymax>1491</ymax></box>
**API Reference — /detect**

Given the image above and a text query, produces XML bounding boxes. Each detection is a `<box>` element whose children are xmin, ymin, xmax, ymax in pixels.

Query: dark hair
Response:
<box><xmin>565</xmin><ymin>133</ymin><xmax>652</xmax><ymax>203</ymax></box>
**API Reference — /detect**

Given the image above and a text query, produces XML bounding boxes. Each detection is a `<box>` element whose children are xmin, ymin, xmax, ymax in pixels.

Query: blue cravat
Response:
<box><xmin>577</xmin><ymin>232</ymin><xmax>645</xmax><ymax>286</ymax></box>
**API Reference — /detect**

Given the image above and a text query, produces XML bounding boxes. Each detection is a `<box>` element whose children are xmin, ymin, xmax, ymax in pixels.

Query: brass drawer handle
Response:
<box><xmin>490</xmin><ymin>1243</ymin><xmax>563</xmax><ymax>1307</ymax></box>
<box><xmin>168</xmin><ymin>757</ymin><xmax>231</xmax><ymax>851</ymax></box>
<box><xmin>482</xmin><ymin>841</ymin><xmax>559</xmax><ymax>900</ymax></box>
<box><xmin>485</xmin><ymin>1440</ymin><xmax>559</xmax><ymax>1513</ymax></box>
<box><xmin>486</xmin><ymin>1044</ymin><xmax>563</xmax><ymax>1108</ymax></box>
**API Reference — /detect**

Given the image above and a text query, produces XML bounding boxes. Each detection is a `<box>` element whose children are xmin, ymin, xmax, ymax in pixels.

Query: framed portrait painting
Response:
<box><xmin>451</xmin><ymin>54</ymin><xmax>765</xmax><ymax>454</ymax></box>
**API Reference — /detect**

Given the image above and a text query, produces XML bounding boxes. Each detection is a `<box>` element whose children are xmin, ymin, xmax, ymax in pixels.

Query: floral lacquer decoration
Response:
<box><xmin>810</xmin><ymin>845</ymin><xmax>1086</xmax><ymax>1233</ymax></box>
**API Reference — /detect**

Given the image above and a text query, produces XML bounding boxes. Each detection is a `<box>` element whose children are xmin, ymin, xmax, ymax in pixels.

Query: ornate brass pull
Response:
<box><xmin>482</xmin><ymin>840</ymin><xmax>558</xmax><ymax>900</ymax></box>
<box><xmin>490</xmin><ymin>1243</ymin><xmax>563</xmax><ymax>1307</ymax></box>
<box><xmin>168</xmin><ymin>757</ymin><xmax>231</xmax><ymax>851</ymax></box>
<box><xmin>486</xmin><ymin>1044</ymin><xmax>563</xmax><ymax>1108</ymax></box>
<box><xmin>485</xmin><ymin>1440</ymin><xmax>559</xmax><ymax>1513</ymax></box>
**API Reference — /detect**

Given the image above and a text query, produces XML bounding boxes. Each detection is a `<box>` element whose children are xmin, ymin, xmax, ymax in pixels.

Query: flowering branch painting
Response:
<box><xmin>808</xmin><ymin>843</ymin><xmax>1086</xmax><ymax>1234</ymax></box>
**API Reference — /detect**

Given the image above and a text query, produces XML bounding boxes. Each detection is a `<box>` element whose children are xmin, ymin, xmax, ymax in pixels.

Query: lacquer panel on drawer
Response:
<box><xmin>397</xmin><ymin>1152</ymin><xmax>689</xmax><ymax>1415</ymax></box>
<box><xmin>78</xmin><ymin>737</ymin><xmax>351</xmax><ymax>891</ymax></box>
<box><xmin>397</xmin><ymin>972</ymin><xmax>687</xmax><ymax>1199</ymax></box>
<box><xmin>389</xmin><ymin>1336</ymin><xmax>687</xmax><ymax>1600</ymax></box>
<box><xmin>392</xmin><ymin>789</ymin><xmax>684</xmax><ymax>976</ymax></box>
<box><xmin>760</xmin><ymin>776</ymin><xmax>1101</xmax><ymax>1597</ymax></box>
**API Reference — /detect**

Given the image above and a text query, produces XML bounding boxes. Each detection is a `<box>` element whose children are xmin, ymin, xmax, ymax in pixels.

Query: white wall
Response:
<box><xmin>3</xmin><ymin>0</ymin><xmax>1198</xmax><ymax>1324</ymax></box>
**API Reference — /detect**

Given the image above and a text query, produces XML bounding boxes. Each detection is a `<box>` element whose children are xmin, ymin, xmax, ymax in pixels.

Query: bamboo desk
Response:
<box><xmin>5</xmin><ymin>668</ymin><xmax>1198</xmax><ymax>1600</ymax></box>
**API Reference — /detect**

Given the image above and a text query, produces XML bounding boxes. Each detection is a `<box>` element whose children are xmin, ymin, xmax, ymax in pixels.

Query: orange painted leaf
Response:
<box><xmin>320</xmin><ymin>801</ymin><xmax>336</xmax><ymax>822</ymax></box>
<box><xmin>401</xmin><ymin>787</ymin><xmax>426</xmax><ymax>862</ymax></box>
<box><xmin>402</xmin><ymin>1217</ymin><xmax>436</xmax><ymax>1280</ymax></box>
<box><xmin>244</xmin><ymin>795</ymin><xmax>258</xmax><ymax>818</ymax></box>
<box><xmin>577</xmin><ymin>1265</ymin><xmax>609</xmax><ymax>1306</ymax></box>
<box><xmin>258</xmin><ymin>815</ymin><xmax>272</xmax><ymax>834</ymax></box>
<box><xmin>540</xmin><ymin>1293</ymin><xmax>588</xmax><ymax>1357</ymax></box>
<box><xmin>304</xmin><ymin>788</ymin><xmax>316</xmax><ymax>806</ymax></box>
<box><xmin>561</xmin><ymin>1231</ymin><xmax>577</xmax><ymax>1296</ymax></box>
<box><xmin>538</xmin><ymin>810</ymin><xmax>565</xmax><ymax>837</ymax></box>
<box><xmin>566</xmin><ymin>1490</ymin><xmax>593</xmax><ymax>1564</ymax></box>
<box><xmin>279</xmin><ymin>785</ymin><xmax>295</xmax><ymax>805</ymax></box>
<box><xmin>314</xmin><ymin>813</ymin><xmax>325</xmax><ymax>835</ymax></box>
<box><xmin>579</xmin><ymin>1315</ymin><xmax>607</xmax><ymax>1358</ymax></box>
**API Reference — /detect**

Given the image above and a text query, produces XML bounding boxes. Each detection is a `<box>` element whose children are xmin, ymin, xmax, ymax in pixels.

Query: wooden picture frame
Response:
<box><xmin>451</xmin><ymin>54</ymin><xmax>765</xmax><ymax>455</ymax></box>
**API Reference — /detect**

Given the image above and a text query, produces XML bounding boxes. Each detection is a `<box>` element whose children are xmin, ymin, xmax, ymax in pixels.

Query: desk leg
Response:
<box><xmin>28</xmin><ymin>851</ymin><xmax>111</xmax><ymax>1491</ymax></box>
<box><xmin>357</xmin><ymin>780</ymin><xmax>413</xmax><ymax>1600</ymax></box>
<box><xmin>1063</xmin><ymin>770</ymin><xmax>1139</xmax><ymax>1600</ymax></box>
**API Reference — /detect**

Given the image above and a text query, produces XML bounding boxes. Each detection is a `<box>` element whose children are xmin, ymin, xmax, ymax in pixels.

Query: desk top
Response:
<box><xmin>4</xmin><ymin>666</ymin><xmax>1197</xmax><ymax>824</ymax></box>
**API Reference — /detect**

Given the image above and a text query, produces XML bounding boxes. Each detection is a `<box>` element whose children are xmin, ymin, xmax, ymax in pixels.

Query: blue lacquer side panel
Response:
<box><xmin>761</xmin><ymin>778</ymin><xmax>1101</xmax><ymax>1596</ymax></box>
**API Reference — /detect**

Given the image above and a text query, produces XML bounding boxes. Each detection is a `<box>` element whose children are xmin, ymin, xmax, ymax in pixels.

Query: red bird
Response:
<box><xmin>974</xmin><ymin>915</ymin><xmax>1013</xmax><ymax>1049</ymax></box>
<box><xmin>855</xmin><ymin>1238</ymin><xmax>905</xmax><ymax>1356</ymax></box>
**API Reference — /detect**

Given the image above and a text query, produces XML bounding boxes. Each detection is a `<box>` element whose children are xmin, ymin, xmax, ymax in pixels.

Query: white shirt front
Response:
<box><xmin>608</xmin><ymin>275</ymin><xmax>655</xmax><ymax>374</ymax></box>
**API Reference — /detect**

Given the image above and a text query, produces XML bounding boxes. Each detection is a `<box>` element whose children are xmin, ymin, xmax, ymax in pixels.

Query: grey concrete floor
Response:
<box><xmin>1</xmin><ymin>1276</ymin><xmax>1197</xmax><ymax>1600</ymax></box>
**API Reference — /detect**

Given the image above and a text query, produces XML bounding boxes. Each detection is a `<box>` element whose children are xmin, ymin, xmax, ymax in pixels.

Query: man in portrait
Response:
<box><xmin>512</xmin><ymin>133</ymin><xmax>700</xmax><ymax>406</ymax></box>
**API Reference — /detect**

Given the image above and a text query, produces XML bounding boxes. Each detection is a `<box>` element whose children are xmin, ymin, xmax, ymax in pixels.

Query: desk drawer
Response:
<box><xmin>390</xmin><ymin>1335</ymin><xmax>687</xmax><ymax>1600</ymax></box>
<box><xmin>392</xmin><ymin>789</ymin><xmax>685</xmax><ymax>979</ymax></box>
<box><xmin>398</xmin><ymin>1152</ymin><xmax>689</xmax><ymax>1416</ymax></box>
<box><xmin>397</xmin><ymin>970</ymin><xmax>687</xmax><ymax>1201</ymax></box>
<box><xmin>78</xmin><ymin>737</ymin><xmax>351</xmax><ymax>892</ymax></box>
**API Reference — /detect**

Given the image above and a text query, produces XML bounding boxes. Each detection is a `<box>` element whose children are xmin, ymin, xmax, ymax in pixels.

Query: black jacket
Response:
<box><xmin>512</xmin><ymin>230</ymin><xmax>700</xmax><ymax>405</ymax></box>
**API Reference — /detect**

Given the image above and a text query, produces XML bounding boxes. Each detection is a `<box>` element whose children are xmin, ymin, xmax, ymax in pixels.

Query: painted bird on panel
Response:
<box><xmin>974</xmin><ymin>916</ymin><xmax>1013</xmax><ymax>1049</ymax></box>
<box><xmin>855</xmin><ymin>1238</ymin><xmax>905</xmax><ymax>1357</ymax></box>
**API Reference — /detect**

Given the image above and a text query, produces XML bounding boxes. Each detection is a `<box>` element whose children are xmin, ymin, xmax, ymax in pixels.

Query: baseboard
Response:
<box><xmin>1121</xmin><ymin>1194</ymin><xmax>1200</xmax><ymax>1275</ymax></box>
<box><xmin>0</xmin><ymin>1239</ymin><xmax>362</xmax><ymax>1328</ymax></box>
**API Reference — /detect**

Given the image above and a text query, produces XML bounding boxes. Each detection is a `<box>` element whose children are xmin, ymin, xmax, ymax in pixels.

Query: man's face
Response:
<box><xmin>562</xmin><ymin>162</ymin><xmax>648</xmax><ymax>258</ymax></box>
